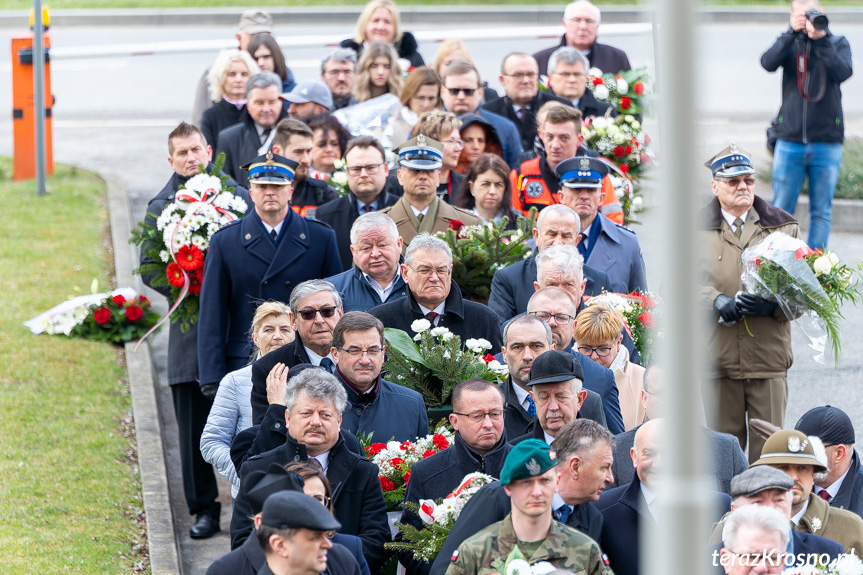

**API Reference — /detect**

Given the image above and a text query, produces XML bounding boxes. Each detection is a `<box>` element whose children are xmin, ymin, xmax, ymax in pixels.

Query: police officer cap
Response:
<box><xmin>500</xmin><ymin>439</ymin><xmax>558</xmax><ymax>485</ymax></box>
<box><xmin>260</xmin><ymin>491</ymin><xmax>342</xmax><ymax>531</ymax></box>
<box><xmin>704</xmin><ymin>143</ymin><xmax>754</xmax><ymax>178</ymax></box>
<box><xmin>528</xmin><ymin>349</ymin><xmax>584</xmax><ymax>386</ymax></box>
<box><xmin>795</xmin><ymin>405</ymin><xmax>856</xmax><ymax>446</ymax></box>
<box><xmin>394</xmin><ymin>134</ymin><xmax>444</xmax><ymax>171</ymax></box>
<box><xmin>751</xmin><ymin>429</ymin><xmax>828</xmax><ymax>473</ymax></box>
<box><xmin>242</xmin><ymin>151</ymin><xmax>299</xmax><ymax>185</ymax></box>
<box><xmin>244</xmin><ymin>463</ymin><xmax>306</xmax><ymax>515</ymax></box>
<box><xmin>555</xmin><ymin>156</ymin><xmax>609</xmax><ymax>189</ymax></box>
<box><xmin>730</xmin><ymin>466</ymin><xmax>794</xmax><ymax>499</ymax></box>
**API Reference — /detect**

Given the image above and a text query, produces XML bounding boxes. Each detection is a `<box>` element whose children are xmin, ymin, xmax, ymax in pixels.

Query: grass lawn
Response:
<box><xmin>1</xmin><ymin>0</ymin><xmax>855</xmax><ymax>8</ymax></box>
<box><xmin>0</xmin><ymin>158</ymin><xmax>148</xmax><ymax>573</ymax></box>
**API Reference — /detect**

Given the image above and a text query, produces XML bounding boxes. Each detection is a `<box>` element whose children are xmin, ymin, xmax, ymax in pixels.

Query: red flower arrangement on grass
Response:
<box><xmin>70</xmin><ymin>292</ymin><xmax>160</xmax><ymax>344</ymax></box>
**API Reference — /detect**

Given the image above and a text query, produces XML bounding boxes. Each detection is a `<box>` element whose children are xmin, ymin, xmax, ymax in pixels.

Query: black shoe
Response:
<box><xmin>189</xmin><ymin>514</ymin><xmax>220</xmax><ymax>539</ymax></box>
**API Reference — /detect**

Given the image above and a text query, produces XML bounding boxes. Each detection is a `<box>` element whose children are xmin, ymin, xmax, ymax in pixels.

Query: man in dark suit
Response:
<box><xmin>489</xmin><ymin>204</ymin><xmax>609</xmax><ymax>321</ymax></box>
<box><xmin>795</xmin><ymin>405</ymin><xmax>863</xmax><ymax>519</ymax></box>
<box><xmin>369</xmin><ymin>233</ymin><xmax>502</xmax><ymax>351</ymax></box>
<box><xmin>141</xmin><ymin>122</ymin><xmax>252</xmax><ymax>539</ymax></box>
<box><xmin>429</xmin><ymin>419</ymin><xmax>612</xmax><ymax>575</ymax></box>
<box><xmin>546</xmin><ymin>47</ymin><xmax>614</xmax><ymax>120</ymax></box>
<box><xmin>197</xmin><ymin>153</ymin><xmax>342</xmax><ymax>397</ymax></box>
<box><xmin>270</xmin><ymin>119</ymin><xmax>339</xmax><ymax>218</ymax></box>
<box><xmin>216</xmin><ymin>72</ymin><xmax>286</xmax><ymax>188</ymax></box>
<box><xmin>315</xmin><ymin>137</ymin><xmax>399</xmax><ymax>270</ymax></box>
<box><xmin>483</xmin><ymin>52</ymin><xmax>572</xmax><ymax>154</ymax></box>
<box><xmin>532</xmin><ymin>0</ymin><xmax>632</xmax><ymax>76</ymax></box>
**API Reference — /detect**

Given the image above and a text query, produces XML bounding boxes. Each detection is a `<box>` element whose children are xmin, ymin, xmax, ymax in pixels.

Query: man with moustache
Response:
<box><xmin>271</xmin><ymin>119</ymin><xmax>339</xmax><ymax>217</ymax></box>
<box><xmin>321</xmin><ymin>49</ymin><xmax>359</xmax><ymax>111</ymax></box>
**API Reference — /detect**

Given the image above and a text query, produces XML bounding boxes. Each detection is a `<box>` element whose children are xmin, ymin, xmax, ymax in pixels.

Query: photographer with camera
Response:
<box><xmin>760</xmin><ymin>0</ymin><xmax>852</xmax><ymax>250</ymax></box>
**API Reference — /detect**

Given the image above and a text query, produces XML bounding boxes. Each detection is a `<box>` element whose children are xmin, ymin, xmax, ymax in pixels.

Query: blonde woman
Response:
<box><xmin>353</xmin><ymin>42</ymin><xmax>403</xmax><ymax>102</ymax></box>
<box><xmin>340</xmin><ymin>0</ymin><xmax>424</xmax><ymax>68</ymax></box>
<box><xmin>200</xmin><ymin>49</ymin><xmax>260</xmax><ymax>148</ymax></box>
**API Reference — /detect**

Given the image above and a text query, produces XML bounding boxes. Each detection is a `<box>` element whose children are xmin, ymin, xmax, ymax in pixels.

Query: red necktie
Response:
<box><xmin>818</xmin><ymin>489</ymin><xmax>832</xmax><ymax>502</ymax></box>
<box><xmin>425</xmin><ymin>311</ymin><xmax>438</xmax><ymax>325</ymax></box>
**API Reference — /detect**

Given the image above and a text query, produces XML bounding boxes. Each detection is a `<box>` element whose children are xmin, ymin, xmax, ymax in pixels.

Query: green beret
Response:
<box><xmin>500</xmin><ymin>439</ymin><xmax>558</xmax><ymax>486</ymax></box>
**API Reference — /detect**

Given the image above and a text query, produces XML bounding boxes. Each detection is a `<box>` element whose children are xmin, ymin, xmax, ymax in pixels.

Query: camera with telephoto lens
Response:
<box><xmin>806</xmin><ymin>8</ymin><xmax>829</xmax><ymax>31</ymax></box>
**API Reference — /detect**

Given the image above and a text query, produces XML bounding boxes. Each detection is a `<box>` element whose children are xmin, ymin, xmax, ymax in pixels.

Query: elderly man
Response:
<box><xmin>555</xmin><ymin>155</ymin><xmax>647</xmax><ymax>293</ymax></box>
<box><xmin>533</xmin><ymin>0</ymin><xmax>632</xmax><ymax>76</ymax></box>
<box><xmin>547</xmin><ymin>47</ymin><xmax>613</xmax><ymax>119</ymax></box>
<box><xmin>397</xmin><ymin>379</ymin><xmax>512</xmax><ymax>575</ymax></box>
<box><xmin>527</xmin><ymin>288</ymin><xmax>623</xmax><ymax>433</ymax></box>
<box><xmin>499</xmin><ymin>314</ymin><xmax>606</xmax><ymax>438</ymax></box>
<box><xmin>717</xmin><ymin>505</ymin><xmax>791</xmax><ymax>575</ymax></box>
<box><xmin>749</xmin><ymin>429</ymin><xmax>863</xmax><ymax>554</ymax></box>
<box><xmin>217</xmin><ymin>72</ymin><xmax>287</xmax><ymax>187</ymax></box>
<box><xmin>315</xmin><ymin>138</ymin><xmax>399</xmax><ymax>270</ymax></box>
<box><xmin>281</xmin><ymin>80</ymin><xmax>333</xmax><ymax>124</ymax></box>
<box><xmin>440</xmin><ymin>59</ymin><xmax>523</xmax><ymax>168</ymax></box>
<box><xmin>796</xmin><ymin>405</ymin><xmax>863</xmax><ymax>517</ymax></box>
<box><xmin>270</xmin><ymin>119</ymin><xmax>339</xmax><ymax>217</ymax></box>
<box><xmin>483</xmin><ymin>52</ymin><xmax>571</xmax><ymax>153</ymax></box>
<box><xmin>445</xmin><ymin>439</ymin><xmax>612</xmax><ymax>575</ymax></box>
<box><xmin>369</xmin><ymin>233</ymin><xmax>502</xmax><ymax>350</ymax></box>
<box><xmin>198</xmin><ymin>155</ymin><xmax>340</xmax><ymax>397</ymax></box>
<box><xmin>379</xmin><ymin>136</ymin><xmax>480</xmax><ymax>247</ymax></box>
<box><xmin>321</xmin><ymin>49</ymin><xmax>359</xmax><ymax>111</ymax></box>
<box><xmin>231</xmin><ymin>369</ymin><xmax>391</xmax><ymax>572</ymax></box>
<box><xmin>330</xmin><ymin>311</ymin><xmax>428</xmax><ymax>443</ymax></box>
<box><xmin>700</xmin><ymin>144</ymin><xmax>801</xmax><ymax>462</ymax></box>
<box><xmin>488</xmin><ymin>204</ymin><xmax>610</xmax><ymax>321</ymax></box>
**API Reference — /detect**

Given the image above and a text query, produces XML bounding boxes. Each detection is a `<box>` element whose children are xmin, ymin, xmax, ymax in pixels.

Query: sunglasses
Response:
<box><xmin>297</xmin><ymin>306</ymin><xmax>338</xmax><ymax>321</ymax></box>
<box><xmin>446</xmin><ymin>87</ymin><xmax>477</xmax><ymax>96</ymax></box>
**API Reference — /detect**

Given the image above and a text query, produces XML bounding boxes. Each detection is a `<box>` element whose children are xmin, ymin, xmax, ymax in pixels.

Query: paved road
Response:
<box><xmin>2</xmin><ymin>18</ymin><xmax>862</xmax><ymax>574</ymax></box>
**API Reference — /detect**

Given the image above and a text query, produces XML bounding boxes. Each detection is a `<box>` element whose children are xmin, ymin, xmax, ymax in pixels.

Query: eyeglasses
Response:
<box><xmin>445</xmin><ymin>139</ymin><xmax>465</xmax><ymax>150</ymax></box>
<box><xmin>407</xmin><ymin>264</ymin><xmax>451</xmax><ymax>278</ymax></box>
<box><xmin>529</xmin><ymin>311</ymin><xmax>575</xmax><ymax>325</ymax></box>
<box><xmin>336</xmin><ymin>346</ymin><xmax>384</xmax><ymax>358</ymax></box>
<box><xmin>725</xmin><ymin>550</ymin><xmax>786</xmax><ymax>570</ymax></box>
<box><xmin>553</xmin><ymin>72</ymin><xmax>587</xmax><ymax>79</ymax></box>
<box><xmin>577</xmin><ymin>345</ymin><xmax>614</xmax><ymax>358</ymax></box>
<box><xmin>503</xmin><ymin>72</ymin><xmax>538</xmax><ymax>81</ymax></box>
<box><xmin>718</xmin><ymin>177</ymin><xmax>756</xmax><ymax>187</ymax></box>
<box><xmin>312</xmin><ymin>494</ymin><xmax>332</xmax><ymax>506</ymax></box>
<box><xmin>566</xmin><ymin>17</ymin><xmax>598</xmax><ymax>26</ymax></box>
<box><xmin>452</xmin><ymin>410</ymin><xmax>505</xmax><ymax>423</ymax></box>
<box><xmin>346</xmin><ymin>163</ymin><xmax>385</xmax><ymax>176</ymax></box>
<box><xmin>297</xmin><ymin>306</ymin><xmax>338</xmax><ymax>321</ymax></box>
<box><xmin>446</xmin><ymin>87</ymin><xmax>477</xmax><ymax>96</ymax></box>
<box><xmin>324</xmin><ymin>69</ymin><xmax>355</xmax><ymax>78</ymax></box>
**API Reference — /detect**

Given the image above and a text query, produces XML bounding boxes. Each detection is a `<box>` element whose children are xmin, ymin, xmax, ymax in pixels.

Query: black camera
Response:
<box><xmin>806</xmin><ymin>8</ymin><xmax>829</xmax><ymax>31</ymax></box>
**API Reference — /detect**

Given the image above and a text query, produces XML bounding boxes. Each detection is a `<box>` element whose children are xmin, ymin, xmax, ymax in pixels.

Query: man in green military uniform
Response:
<box><xmin>445</xmin><ymin>439</ymin><xmax>613</xmax><ymax>575</ymax></box>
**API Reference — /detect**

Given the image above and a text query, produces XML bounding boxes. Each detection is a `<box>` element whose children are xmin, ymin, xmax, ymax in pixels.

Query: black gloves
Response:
<box><xmin>737</xmin><ymin>293</ymin><xmax>778</xmax><ymax>317</ymax></box>
<box><xmin>200</xmin><ymin>383</ymin><xmax>219</xmax><ymax>400</ymax></box>
<box><xmin>714</xmin><ymin>294</ymin><xmax>742</xmax><ymax>323</ymax></box>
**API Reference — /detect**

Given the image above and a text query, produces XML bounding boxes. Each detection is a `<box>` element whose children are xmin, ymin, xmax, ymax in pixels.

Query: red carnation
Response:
<box><xmin>400</xmin><ymin>441</ymin><xmax>412</xmax><ymax>451</ymax></box>
<box><xmin>613</xmin><ymin>146</ymin><xmax>626</xmax><ymax>158</ymax></box>
<box><xmin>641</xmin><ymin>295</ymin><xmax>656</xmax><ymax>310</ymax></box>
<box><xmin>125</xmin><ymin>305</ymin><xmax>144</xmax><ymax>322</ymax></box>
<box><xmin>423</xmin><ymin>449</ymin><xmax>437</xmax><ymax>459</ymax></box>
<box><xmin>634</xmin><ymin>82</ymin><xmax>645</xmax><ymax>96</ymax></box>
<box><xmin>404</xmin><ymin>471</ymin><xmax>411</xmax><ymax>484</ymax></box>
<box><xmin>94</xmin><ymin>307</ymin><xmax>111</xmax><ymax>325</ymax></box>
<box><xmin>625</xmin><ymin>145</ymin><xmax>633</xmax><ymax>155</ymax></box>
<box><xmin>176</xmin><ymin>245</ymin><xmax>204</xmax><ymax>272</ymax></box>
<box><xmin>112</xmin><ymin>295</ymin><xmax>126</xmax><ymax>306</ymax></box>
<box><xmin>188</xmin><ymin>270</ymin><xmax>204</xmax><ymax>296</ymax></box>
<box><xmin>389</xmin><ymin>457</ymin><xmax>406</xmax><ymax>467</ymax></box>
<box><xmin>380</xmin><ymin>477</ymin><xmax>395</xmax><ymax>491</ymax></box>
<box><xmin>619</xmin><ymin>164</ymin><xmax>630</xmax><ymax>175</ymax></box>
<box><xmin>448</xmin><ymin>219</ymin><xmax>463</xmax><ymax>232</ymax></box>
<box><xmin>432</xmin><ymin>434</ymin><xmax>449</xmax><ymax>450</ymax></box>
<box><xmin>639</xmin><ymin>312</ymin><xmax>656</xmax><ymax>329</ymax></box>
<box><xmin>620</xmin><ymin>97</ymin><xmax>632</xmax><ymax>110</ymax></box>
<box><xmin>139</xmin><ymin>296</ymin><xmax>149</xmax><ymax>305</ymax></box>
<box><xmin>367</xmin><ymin>442</ymin><xmax>387</xmax><ymax>456</ymax></box>
<box><xmin>166</xmin><ymin>263</ymin><xmax>186</xmax><ymax>288</ymax></box>
<box><xmin>592</xmin><ymin>77</ymin><xmax>603</xmax><ymax>86</ymax></box>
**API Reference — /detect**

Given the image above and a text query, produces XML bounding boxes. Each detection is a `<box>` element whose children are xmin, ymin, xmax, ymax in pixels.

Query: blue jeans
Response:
<box><xmin>771</xmin><ymin>139</ymin><xmax>844</xmax><ymax>249</ymax></box>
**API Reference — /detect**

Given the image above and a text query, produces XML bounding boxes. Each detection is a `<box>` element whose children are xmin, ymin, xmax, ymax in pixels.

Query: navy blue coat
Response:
<box><xmin>338</xmin><ymin>372</ymin><xmax>429</xmax><ymax>444</ymax></box>
<box><xmin>534</xmin><ymin>37</ymin><xmax>632</xmax><ymax>77</ymax></box>
<box><xmin>326</xmin><ymin>266</ymin><xmax>408</xmax><ymax>314</ymax></box>
<box><xmin>583</xmin><ymin>214</ymin><xmax>648</xmax><ymax>294</ymax></box>
<box><xmin>197</xmin><ymin>209</ymin><xmax>342</xmax><ymax>386</ymax></box>
<box><xmin>828</xmin><ymin>449</ymin><xmax>863</xmax><ymax>519</ymax></box>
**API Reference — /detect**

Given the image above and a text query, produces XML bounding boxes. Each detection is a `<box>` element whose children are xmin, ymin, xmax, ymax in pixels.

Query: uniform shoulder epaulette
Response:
<box><xmin>305</xmin><ymin>217</ymin><xmax>333</xmax><ymax>229</ymax></box>
<box><xmin>212</xmin><ymin>218</ymin><xmax>242</xmax><ymax>236</ymax></box>
<box><xmin>614</xmin><ymin>223</ymin><xmax>637</xmax><ymax>235</ymax></box>
<box><xmin>247</xmin><ymin>454</ymin><xmax>264</xmax><ymax>461</ymax></box>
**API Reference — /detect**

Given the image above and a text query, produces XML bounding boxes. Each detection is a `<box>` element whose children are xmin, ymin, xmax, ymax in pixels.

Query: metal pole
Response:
<box><xmin>646</xmin><ymin>0</ymin><xmax>711</xmax><ymax>574</ymax></box>
<box><xmin>33</xmin><ymin>0</ymin><xmax>46</xmax><ymax>196</ymax></box>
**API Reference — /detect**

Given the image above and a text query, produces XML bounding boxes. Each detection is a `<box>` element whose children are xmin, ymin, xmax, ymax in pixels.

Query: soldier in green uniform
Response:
<box><xmin>444</xmin><ymin>439</ymin><xmax>614</xmax><ymax>575</ymax></box>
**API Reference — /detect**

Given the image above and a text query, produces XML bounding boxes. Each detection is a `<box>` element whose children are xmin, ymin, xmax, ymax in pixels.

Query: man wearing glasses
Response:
<box><xmin>546</xmin><ymin>47</ymin><xmax>613</xmax><ymax>121</ymax></box>
<box><xmin>321</xmin><ymin>48</ymin><xmax>359</xmax><ymax>112</ymax></box>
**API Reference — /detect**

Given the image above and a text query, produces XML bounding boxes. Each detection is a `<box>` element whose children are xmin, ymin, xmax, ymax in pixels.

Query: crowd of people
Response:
<box><xmin>137</xmin><ymin>1</ymin><xmax>858</xmax><ymax>574</ymax></box>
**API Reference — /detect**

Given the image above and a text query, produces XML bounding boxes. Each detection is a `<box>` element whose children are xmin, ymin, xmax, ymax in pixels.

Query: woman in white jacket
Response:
<box><xmin>201</xmin><ymin>302</ymin><xmax>294</xmax><ymax>496</ymax></box>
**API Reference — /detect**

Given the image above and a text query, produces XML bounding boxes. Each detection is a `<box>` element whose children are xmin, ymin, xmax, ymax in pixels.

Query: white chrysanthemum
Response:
<box><xmin>831</xmin><ymin>553</ymin><xmax>863</xmax><ymax>575</ymax></box>
<box><xmin>159</xmin><ymin>250</ymin><xmax>170</xmax><ymax>263</ymax></box>
<box><xmin>231</xmin><ymin>197</ymin><xmax>248</xmax><ymax>213</ymax></box>
<box><xmin>632</xmin><ymin>196</ymin><xmax>644</xmax><ymax>208</ymax></box>
<box><xmin>411</xmin><ymin>319</ymin><xmax>431</xmax><ymax>333</ymax></box>
<box><xmin>588</xmin><ymin>66</ymin><xmax>603</xmax><ymax>77</ymax></box>
<box><xmin>594</xmin><ymin>84</ymin><xmax>610</xmax><ymax>100</ymax></box>
<box><xmin>591</xmin><ymin>117</ymin><xmax>608</xmax><ymax>130</ymax></box>
<box><xmin>213</xmin><ymin>193</ymin><xmax>233</xmax><ymax>209</ymax></box>
<box><xmin>430</xmin><ymin>327</ymin><xmax>449</xmax><ymax>337</ymax></box>
<box><xmin>616</xmin><ymin>78</ymin><xmax>628</xmax><ymax>93</ymax></box>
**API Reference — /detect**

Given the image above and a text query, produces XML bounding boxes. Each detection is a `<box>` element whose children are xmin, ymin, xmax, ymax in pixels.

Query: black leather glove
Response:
<box><xmin>714</xmin><ymin>294</ymin><xmax>742</xmax><ymax>323</ymax></box>
<box><xmin>737</xmin><ymin>293</ymin><xmax>778</xmax><ymax>317</ymax></box>
<box><xmin>200</xmin><ymin>383</ymin><xmax>219</xmax><ymax>400</ymax></box>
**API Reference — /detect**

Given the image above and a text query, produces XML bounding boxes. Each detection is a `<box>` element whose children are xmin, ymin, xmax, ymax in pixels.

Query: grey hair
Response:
<box><xmin>536</xmin><ymin>203</ymin><xmax>581</xmax><ymax>235</ymax></box>
<box><xmin>721</xmin><ymin>505</ymin><xmax>791</xmax><ymax>553</ymax></box>
<box><xmin>285</xmin><ymin>368</ymin><xmax>348</xmax><ymax>414</ymax></box>
<box><xmin>246</xmin><ymin>72</ymin><xmax>283</xmax><ymax>98</ymax></box>
<box><xmin>502</xmin><ymin>314</ymin><xmax>553</xmax><ymax>347</ymax></box>
<box><xmin>288</xmin><ymin>280</ymin><xmax>342</xmax><ymax>315</ymax></box>
<box><xmin>350</xmin><ymin>212</ymin><xmax>400</xmax><ymax>246</ymax></box>
<box><xmin>564</xmin><ymin>0</ymin><xmax>601</xmax><ymax>24</ymax></box>
<box><xmin>551</xmin><ymin>419</ymin><xmax>615</xmax><ymax>463</ymax></box>
<box><xmin>321</xmin><ymin>48</ymin><xmax>358</xmax><ymax>73</ymax></box>
<box><xmin>535</xmin><ymin>245</ymin><xmax>584</xmax><ymax>285</ymax></box>
<box><xmin>548</xmin><ymin>47</ymin><xmax>590</xmax><ymax>76</ymax></box>
<box><xmin>404</xmin><ymin>233</ymin><xmax>453</xmax><ymax>265</ymax></box>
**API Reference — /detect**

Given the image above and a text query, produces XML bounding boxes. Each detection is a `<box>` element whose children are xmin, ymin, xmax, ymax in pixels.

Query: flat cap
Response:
<box><xmin>751</xmin><ymin>429</ymin><xmax>828</xmax><ymax>473</ymax></box>
<box><xmin>281</xmin><ymin>80</ymin><xmax>334</xmax><ymax>109</ymax></box>
<box><xmin>237</xmin><ymin>10</ymin><xmax>272</xmax><ymax>35</ymax></box>
<box><xmin>528</xmin><ymin>349</ymin><xmax>584</xmax><ymax>386</ymax></box>
<box><xmin>555</xmin><ymin>156</ymin><xmax>609</xmax><ymax>189</ymax></box>
<box><xmin>704</xmin><ymin>143</ymin><xmax>754</xmax><ymax>178</ymax></box>
<box><xmin>244</xmin><ymin>463</ymin><xmax>306</xmax><ymax>515</ymax></box>
<box><xmin>730</xmin><ymin>466</ymin><xmax>794</xmax><ymax>499</ymax></box>
<box><xmin>500</xmin><ymin>438</ymin><xmax>558</xmax><ymax>486</ymax></box>
<box><xmin>394</xmin><ymin>134</ymin><xmax>444</xmax><ymax>171</ymax></box>
<box><xmin>260</xmin><ymin>491</ymin><xmax>342</xmax><ymax>531</ymax></box>
<box><xmin>795</xmin><ymin>405</ymin><xmax>856</xmax><ymax>446</ymax></box>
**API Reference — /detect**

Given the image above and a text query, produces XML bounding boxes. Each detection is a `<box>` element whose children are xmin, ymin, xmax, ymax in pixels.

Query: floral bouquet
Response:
<box><xmin>740</xmin><ymin>231</ymin><xmax>861</xmax><ymax>363</ymax></box>
<box><xmin>383</xmin><ymin>321</ymin><xmax>508</xmax><ymax>408</ymax></box>
<box><xmin>493</xmin><ymin>545</ymin><xmax>559</xmax><ymax>575</ymax></box>
<box><xmin>587</xmin><ymin>66</ymin><xmax>650</xmax><ymax>116</ymax></box>
<box><xmin>131</xmin><ymin>154</ymin><xmax>248</xmax><ymax>334</ymax></box>
<box><xmin>783</xmin><ymin>553</ymin><xmax>863</xmax><ymax>574</ymax></box>
<box><xmin>436</xmin><ymin>210</ymin><xmax>536</xmax><ymax>303</ymax></box>
<box><xmin>387</xmin><ymin>472</ymin><xmax>495</xmax><ymax>562</ymax></box>
<box><xmin>327</xmin><ymin>159</ymin><xmax>351</xmax><ymax>197</ymax></box>
<box><xmin>367</xmin><ymin>425</ymin><xmax>455</xmax><ymax>511</ymax></box>
<box><xmin>584</xmin><ymin>291</ymin><xmax>660</xmax><ymax>366</ymax></box>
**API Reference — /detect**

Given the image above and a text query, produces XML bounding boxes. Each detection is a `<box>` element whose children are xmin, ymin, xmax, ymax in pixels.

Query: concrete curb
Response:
<box><xmin>105</xmin><ymin>174</ymin><xmax>182</xmax><ymax>575</ymax></box>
